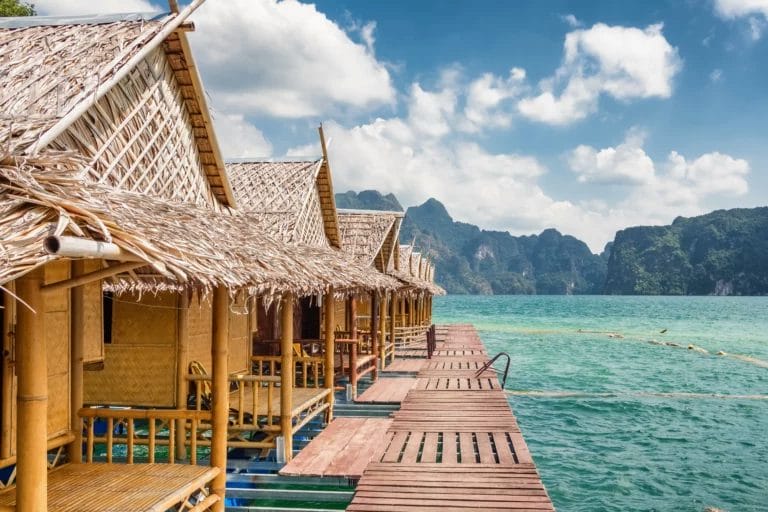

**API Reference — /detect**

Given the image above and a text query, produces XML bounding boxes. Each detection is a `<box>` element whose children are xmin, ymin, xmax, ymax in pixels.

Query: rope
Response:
<box><xmin>506</xmin><ymin>390</ymin><xmax>768</xmax><ymax>400</ymax></box>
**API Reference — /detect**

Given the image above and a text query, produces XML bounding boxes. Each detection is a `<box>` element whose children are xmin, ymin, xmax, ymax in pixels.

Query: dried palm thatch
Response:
<box><xmin>391</xmin><ymin>244</ymin><xmax>445</xmax><ymax>295</ymax></box>
<box><xmin>0</xmin><ymin>152</ymin><xmax>398</xmax><ymax>296</ymax></box>
<box><xmin>337</xmin><ymin>209</ymin><xmax>403</xmax><ymax>270</ymax></box>
<box><xmin>0</xmin><ymin>9</ymin><xmax>233</xmax><ymax>207</ymax></box>
<box><xmin>227</xmin><ymin>160</ymin><xmax>337</xmax><ymax>247</ymax></box>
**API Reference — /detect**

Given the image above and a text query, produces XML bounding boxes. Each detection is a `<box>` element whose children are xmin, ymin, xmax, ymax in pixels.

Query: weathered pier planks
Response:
<box><xmin>347</xmin><ymin>324</ymin><xmax>555</xmax><ymax>511</ymax></box>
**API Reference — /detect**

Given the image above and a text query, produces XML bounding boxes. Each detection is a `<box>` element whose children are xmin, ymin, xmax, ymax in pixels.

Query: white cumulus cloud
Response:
<box><xmin>714</xmin><ymin>0</ymin><xmax>768</xmax><ymax>39</ymax></box>
<box><xmin>190</xmin><ymin>0</ymin><xmax>395</xmax><ymax>119</ymax></box>
<box><xmin>568</xmin><ymin>128</ymin><xmax>655</xmax><ymax>185</ymax></box>
<box><xmin>519</xmin><ymin>23</ymin><xmax>682</xmax><ymax>125</ymax></box>
<box><xmin>214</xmin><ymin>113</ymin><xmax>273</xmax><ymax>159</ymax></box>
<box><xmin>35</xmin><ymin>0</ymin><xmax>159</xmax><ymax>15</ymax></box>
<box><xmin>566</xmin><ymin>132</ymin><xmax>750</xmax><ymax>238</ymax></box>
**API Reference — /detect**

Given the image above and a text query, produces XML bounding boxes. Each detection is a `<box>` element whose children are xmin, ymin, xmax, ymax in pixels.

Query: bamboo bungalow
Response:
<box><xmin>0</xmin><ymin>4</ymin><xmax>394</xmax><ymax>510</ymax></box>
<box><xmin>336</xmin><ymin>209</ymin><xmax>405</xmax><ymax>395</ymax></box>
<box><xmin>224</xmin><ymin>129</ymin><xmax>401</xmax><ymax>454</ymax></box>
<box><xmin>386</xmin><ymin>244</ymin><xmax>445</xmax><ymax>350</ymax></box>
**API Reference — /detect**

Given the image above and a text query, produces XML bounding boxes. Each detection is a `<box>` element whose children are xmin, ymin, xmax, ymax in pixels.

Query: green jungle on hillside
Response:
<box><xmin>336</xmin><ymin>190</ymin><xmax>768</xmax><ymax>296</ymax></box>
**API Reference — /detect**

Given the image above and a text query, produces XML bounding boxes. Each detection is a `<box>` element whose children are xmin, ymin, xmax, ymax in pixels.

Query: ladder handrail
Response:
<box><xmin>475</xmin><ymin>352</ymin><xmax>511</xmax><ymax>388</ymax></box>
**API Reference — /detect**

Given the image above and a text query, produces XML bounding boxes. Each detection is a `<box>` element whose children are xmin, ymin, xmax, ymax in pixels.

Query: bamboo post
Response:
<box><xmin>370</xmin><ymin>292</ymin><xmax>378</xmax><ymax>381</ymax></box>
<box><xmin>210</xmin><ymin>286</ymin><xmax>229</xmax><ymax>512</ymax></box>
<box><xmin>68</xmin><ymin>261</ymin><xmax>85</xmax><ymax>464</ymax></box>
<box><xmin>378</xmin><ymin>293</ymin><xmax>386</xmax><ymax>371</ymax></box>
<box><xmin>280</xmin><ymin>293</ymin><xmax>294</xmax><ymax>462</ymax></box>
<box><xmin>1</xmin><ymin>286</ymin><xmax>13</xmax><ymax>459</ymax></box>
<box><xmin>324</xmin><ymin>288</ymin><xmax>335</xmax><ymax>421</ymax></box>
<box><xmin>349</xmin><ymin>296</ymin><xmax>358</xmax><ymax>397</ymax></box>
<box><xmin>16</xmin><ymin>269</ymin><xmax>47</xmax><ymax>511</ymax></box>
<box><xmin>175</xmin><ymin>292</ymin><xmax>190</xmax><ymax>461</ymax></box>
<box><xmin>389</xmin><ymin>291</ymin><xmax>397</xmax><ymax>364</ymax></box>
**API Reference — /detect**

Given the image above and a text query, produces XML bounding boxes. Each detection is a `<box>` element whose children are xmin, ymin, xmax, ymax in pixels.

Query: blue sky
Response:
<box><xmin>37</xmin><ymin>0</ymin><xmax>768</xmax><ymax>251</ymax></box>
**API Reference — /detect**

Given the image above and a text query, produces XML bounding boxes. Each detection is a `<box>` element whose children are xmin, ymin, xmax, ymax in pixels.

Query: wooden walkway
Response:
<box><xmin>355</xmin><ymin>377</ymin><xmax>418</xmax><ymax>404</ymax></box>
<box><xmin>279</xmin><ymin>418</ymin><xmax>392</xmax><ymax>479</ymax></box>
<box><xmin>347</xmin><ymin>324</ymin><xmax>554</xmax><ymax>511</ymax></box>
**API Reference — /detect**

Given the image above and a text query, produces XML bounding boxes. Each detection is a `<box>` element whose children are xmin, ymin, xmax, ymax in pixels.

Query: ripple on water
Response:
<box><xmin>435</xmin><ymin>296</ymin><xmax>768</xmax><ymax>512</ymax></box>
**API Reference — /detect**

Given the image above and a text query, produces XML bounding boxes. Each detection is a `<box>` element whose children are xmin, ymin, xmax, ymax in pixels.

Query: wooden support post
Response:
<box><xmin>370</xmin><ymin>292</ymin><xmax>378</xmax><ymax>381</ymax></box>
<box><xmin>175</xmin><ymin>292</ymin><xmax>190</xmax><ymax>461</ymax></box>
<box><xmin>68</xmin><ymin>261</ymin><xmax>85</xmax><ymax>464</ymax></box>
<box><xmin>409</xmin><ymin>296</ymin><xmax>415</xmax><ymax>327</ymax></box>
<box><xmin>210</xmin><ymin>286</ymin><xmax>229</xmax><ymax>512</ymax></box>
<box><xmin>16</xmin><ymin>270</ymin><xmax>47</xmax><ymax>512</ymax></box>
<box><xmin>323</xmin><ymin>288</ymin><xmax>335</xmax><ymax>422</ymax></box>
<box><xmin>378</xmin><ymin>293</ymin><xmax>386</xmax><ymax>371</ymax></box>
<box><xmin>349</xmin><ymin>296</ymin><xmax>358</xmax><ymax>397</ymax></box>
<box><xmin>389</xmin><ymin>292</ymin><xmax>397</xmax><ymax>364</ymax></box>
<box><xmin>280</xmin><ymin>293</ymin><xmax>294</xmax><ymax>462</ymax></box>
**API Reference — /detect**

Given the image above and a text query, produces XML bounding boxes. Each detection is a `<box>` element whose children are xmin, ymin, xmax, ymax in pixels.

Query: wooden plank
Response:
<box><xmin>343</xmin><ymin>324</ymin><xmax>554</xmax><ymax>511</ymax></box>
<box><xmin>420</xmin><ymin>432</ymin><xmax>438</xmax><ymax>463</ymax></box>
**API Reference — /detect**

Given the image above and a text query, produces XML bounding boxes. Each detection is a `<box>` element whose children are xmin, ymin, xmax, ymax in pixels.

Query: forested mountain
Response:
<box><xmin>604</xmin><ymin>208</ymin><xmax>768</xmax><ymax>295</ymax></box>
<box><xmin>335</xmin><ymin>191</ymin><xmax>767</xmax><ymax>296</ymax></box>
<box><xmin>335</xmin><ymin>190</ymin><xmax>403</xmax><ymax>211</ymax></box>
<box><xmin>398</xmin><ymin>198</ymin><xmax>606</xmax><ymax>294</ymax></box>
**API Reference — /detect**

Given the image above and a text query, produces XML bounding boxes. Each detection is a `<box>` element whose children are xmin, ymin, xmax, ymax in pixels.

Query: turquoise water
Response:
<box><xmin>433</xmin><ymin>295</ymin><xmax>768</xmax><ymax>512</ymax></box>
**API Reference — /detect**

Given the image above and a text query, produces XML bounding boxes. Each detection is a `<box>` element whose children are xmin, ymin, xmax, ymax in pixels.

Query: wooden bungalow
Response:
<box><xmin>386</xmin><ymin>244</ymin><xmax>445</xmax><ymax>350</ymax></box>
<box><xmin>0</xmin><ymin>4</ymin><xmax>396</xmax><ymax>510</ymax></box>
<box><xmin>336</xmin><ymin>209</ymin><xmax>405</xmax><ymax>395</ymax></box>
<box><xmin>223</xmin><ymin>129</ymin><xmax>399</xmax><ymax>455</ymax></box>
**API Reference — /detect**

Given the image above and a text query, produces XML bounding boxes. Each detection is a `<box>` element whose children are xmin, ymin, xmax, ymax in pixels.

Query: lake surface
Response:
<box><xmin>433</xmin><ymin>295</ymin><xmax>768</xmax><ymax>512</ymax></box>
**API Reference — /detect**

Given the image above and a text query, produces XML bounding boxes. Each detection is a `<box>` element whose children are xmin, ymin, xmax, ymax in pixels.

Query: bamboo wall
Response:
<box><xmin>0</xmin><ymin>263</ymin><xmax>76</xmax><ymax>462</ymax></box>
<box><xmin>84</xmin><ymin>292</ymin><xmax>177</xmax><ymax>407</ymax></box>
<box><xmin>186</xmin><ymin>292</ymin><xmax>213</xmax><ymax>371</ymax></box>
<box><xmin>44</xmin><ymin>262</ymin><xmax>71</xmax><ymax>440</ymax></box>
<box><xmin>81</xmin><ymin>260</ymin><xmax>104</xmax><ymax>364</ymax></box>
<box><xmin>228</xmin><ymin>293</ymin><xmax>250</xmax><ymax>375</ymax></box>
<box><xmin>53</xmin><ymin>47</ymin><xmax>220</xmax><ymax>209</ymax></box>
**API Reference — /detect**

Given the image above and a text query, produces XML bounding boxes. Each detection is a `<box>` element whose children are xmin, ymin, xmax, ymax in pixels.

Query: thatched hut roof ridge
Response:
<box><xmin>337</xmin><ymin>209</ymin><xmax>403</xmax><ymax>271</ymax></box>
<box><xmin>0</xmin><ymin>1</ymin><xmax>235</xmax><ymax>207</ymax></box>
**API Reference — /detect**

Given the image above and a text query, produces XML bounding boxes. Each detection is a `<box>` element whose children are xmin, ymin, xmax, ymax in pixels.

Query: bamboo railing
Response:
<box><xmin>79</xmin><ymin>408</ymin><xmax>212</xmax><ymax>464</ymax></box>
<box><xmin>393</xmin><ymin>324</ymin><xmax>431</xmax><ymax>349</ymax></box>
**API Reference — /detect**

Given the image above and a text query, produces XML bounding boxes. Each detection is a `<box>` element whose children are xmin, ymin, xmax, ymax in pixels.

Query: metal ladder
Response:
<box><xmin>475</xmin><ymin>352</ymin><xmax>511</xmax><ymax>388</ymax></box>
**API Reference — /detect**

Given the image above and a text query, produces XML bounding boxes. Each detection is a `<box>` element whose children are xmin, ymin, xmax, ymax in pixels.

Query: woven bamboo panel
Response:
<box><xmin>112</xmin><ymin>292</ymin><xmax>177</xmax><ymax>346</ymax></box>
<box><xmin>44</xmin><ymin>262</ymin><xmax>71</xmax><ymax>438</ymax></box>
<box><xmin>187</xmin><ymin>294</ymin><xmax>213</xmax><ymax>370</ymax></box>
<box><xmin>82</xmin><ymin>260</ymin><xmax>104</xmax><ymax>364</ymax></box>
<box><xmin>228</xmin><ymin>160</ymin><xmax>326</xmax><ymax>243</ymax></box>
<box><xmin>84</xmin><ymin>345</ymin><xmax>176</xmax><ymax>407</ymax></box>
<box><xmin>54</xmin><ymin>47</ymin><xmax>219</xmax><ymax>209</ymax></box>
<box><xmin>228</xmin><ymin>295</ymin><xmax>250</xmax><ymax>374</ymax></box>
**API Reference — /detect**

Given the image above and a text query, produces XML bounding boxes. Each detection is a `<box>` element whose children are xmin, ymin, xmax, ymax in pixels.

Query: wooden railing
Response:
<box><xmin>251</xmin><ymin>355</ymin><xmax>325</xmax><ymax>388</ymax></box>
<box><xmin>0</xmin><ymin>432</ymin><xmax>74</xmax><ymax>490</ymax></box>
<box><xmin>394</xmin><ymin>324</ymin><xmax>430</xmax><ymax>348</ymax></box>
<box><xmin>186</xmin><ymin>373</ymin><xmax>281</xmax><ymax>448</ymax></box>
<box><xmin>78</xmin><ymin>408</ymin><xmax>211</xmax><ymax>464</ymax></box>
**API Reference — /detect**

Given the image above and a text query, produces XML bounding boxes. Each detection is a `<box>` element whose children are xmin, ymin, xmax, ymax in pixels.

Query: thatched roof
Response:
<box><xmin>391</xmin><ymin>244</ymin><xmax>445</xmax><ymax>296</ymax></box>
<box><xmin>0</xmin><ymin>8</ymin><xmax>234</xmax><ymax>207</ymax></box>
<box><xmin>337</xmin><ymin>209</ymin><xmax>403</xmax><ymax>271</ymax></box>
<box><xmin>0</xmin><ymin>152</ymin><xmax>398</xmax><ymax>296</ymax></box>
<box><xmin>227</xmin><ymin>159</ymin><xmax>340</xmax><ymax>247</ymax></box>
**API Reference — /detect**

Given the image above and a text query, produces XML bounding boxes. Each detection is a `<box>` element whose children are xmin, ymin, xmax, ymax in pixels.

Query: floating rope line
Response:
<box><xmin>506</xmin><ymin>390</ymin><xmax>768</xmax><ymax>400</ymax></box>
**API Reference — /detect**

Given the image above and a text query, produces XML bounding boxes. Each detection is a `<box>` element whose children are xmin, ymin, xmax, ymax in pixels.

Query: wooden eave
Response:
<box><xmin>162</xmin><ymin>30</ymin><xmax>236</xmax><ymax>208</ymax></box>
<box><xmin>376</xmin><ymin>217</ymin><xmax>402</xmax><ymax>273</ymax></box>
<box><xmin>316</xmin><ymin>158</ymin><xmax>341</xmax><ymax>248</ymax></box>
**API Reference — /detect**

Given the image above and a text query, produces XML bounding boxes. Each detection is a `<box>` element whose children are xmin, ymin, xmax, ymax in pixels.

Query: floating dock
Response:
<box><xmin>275</xmin><ymin>324</ymin><xmax>555</xmax><ymax>511</ymax></box>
